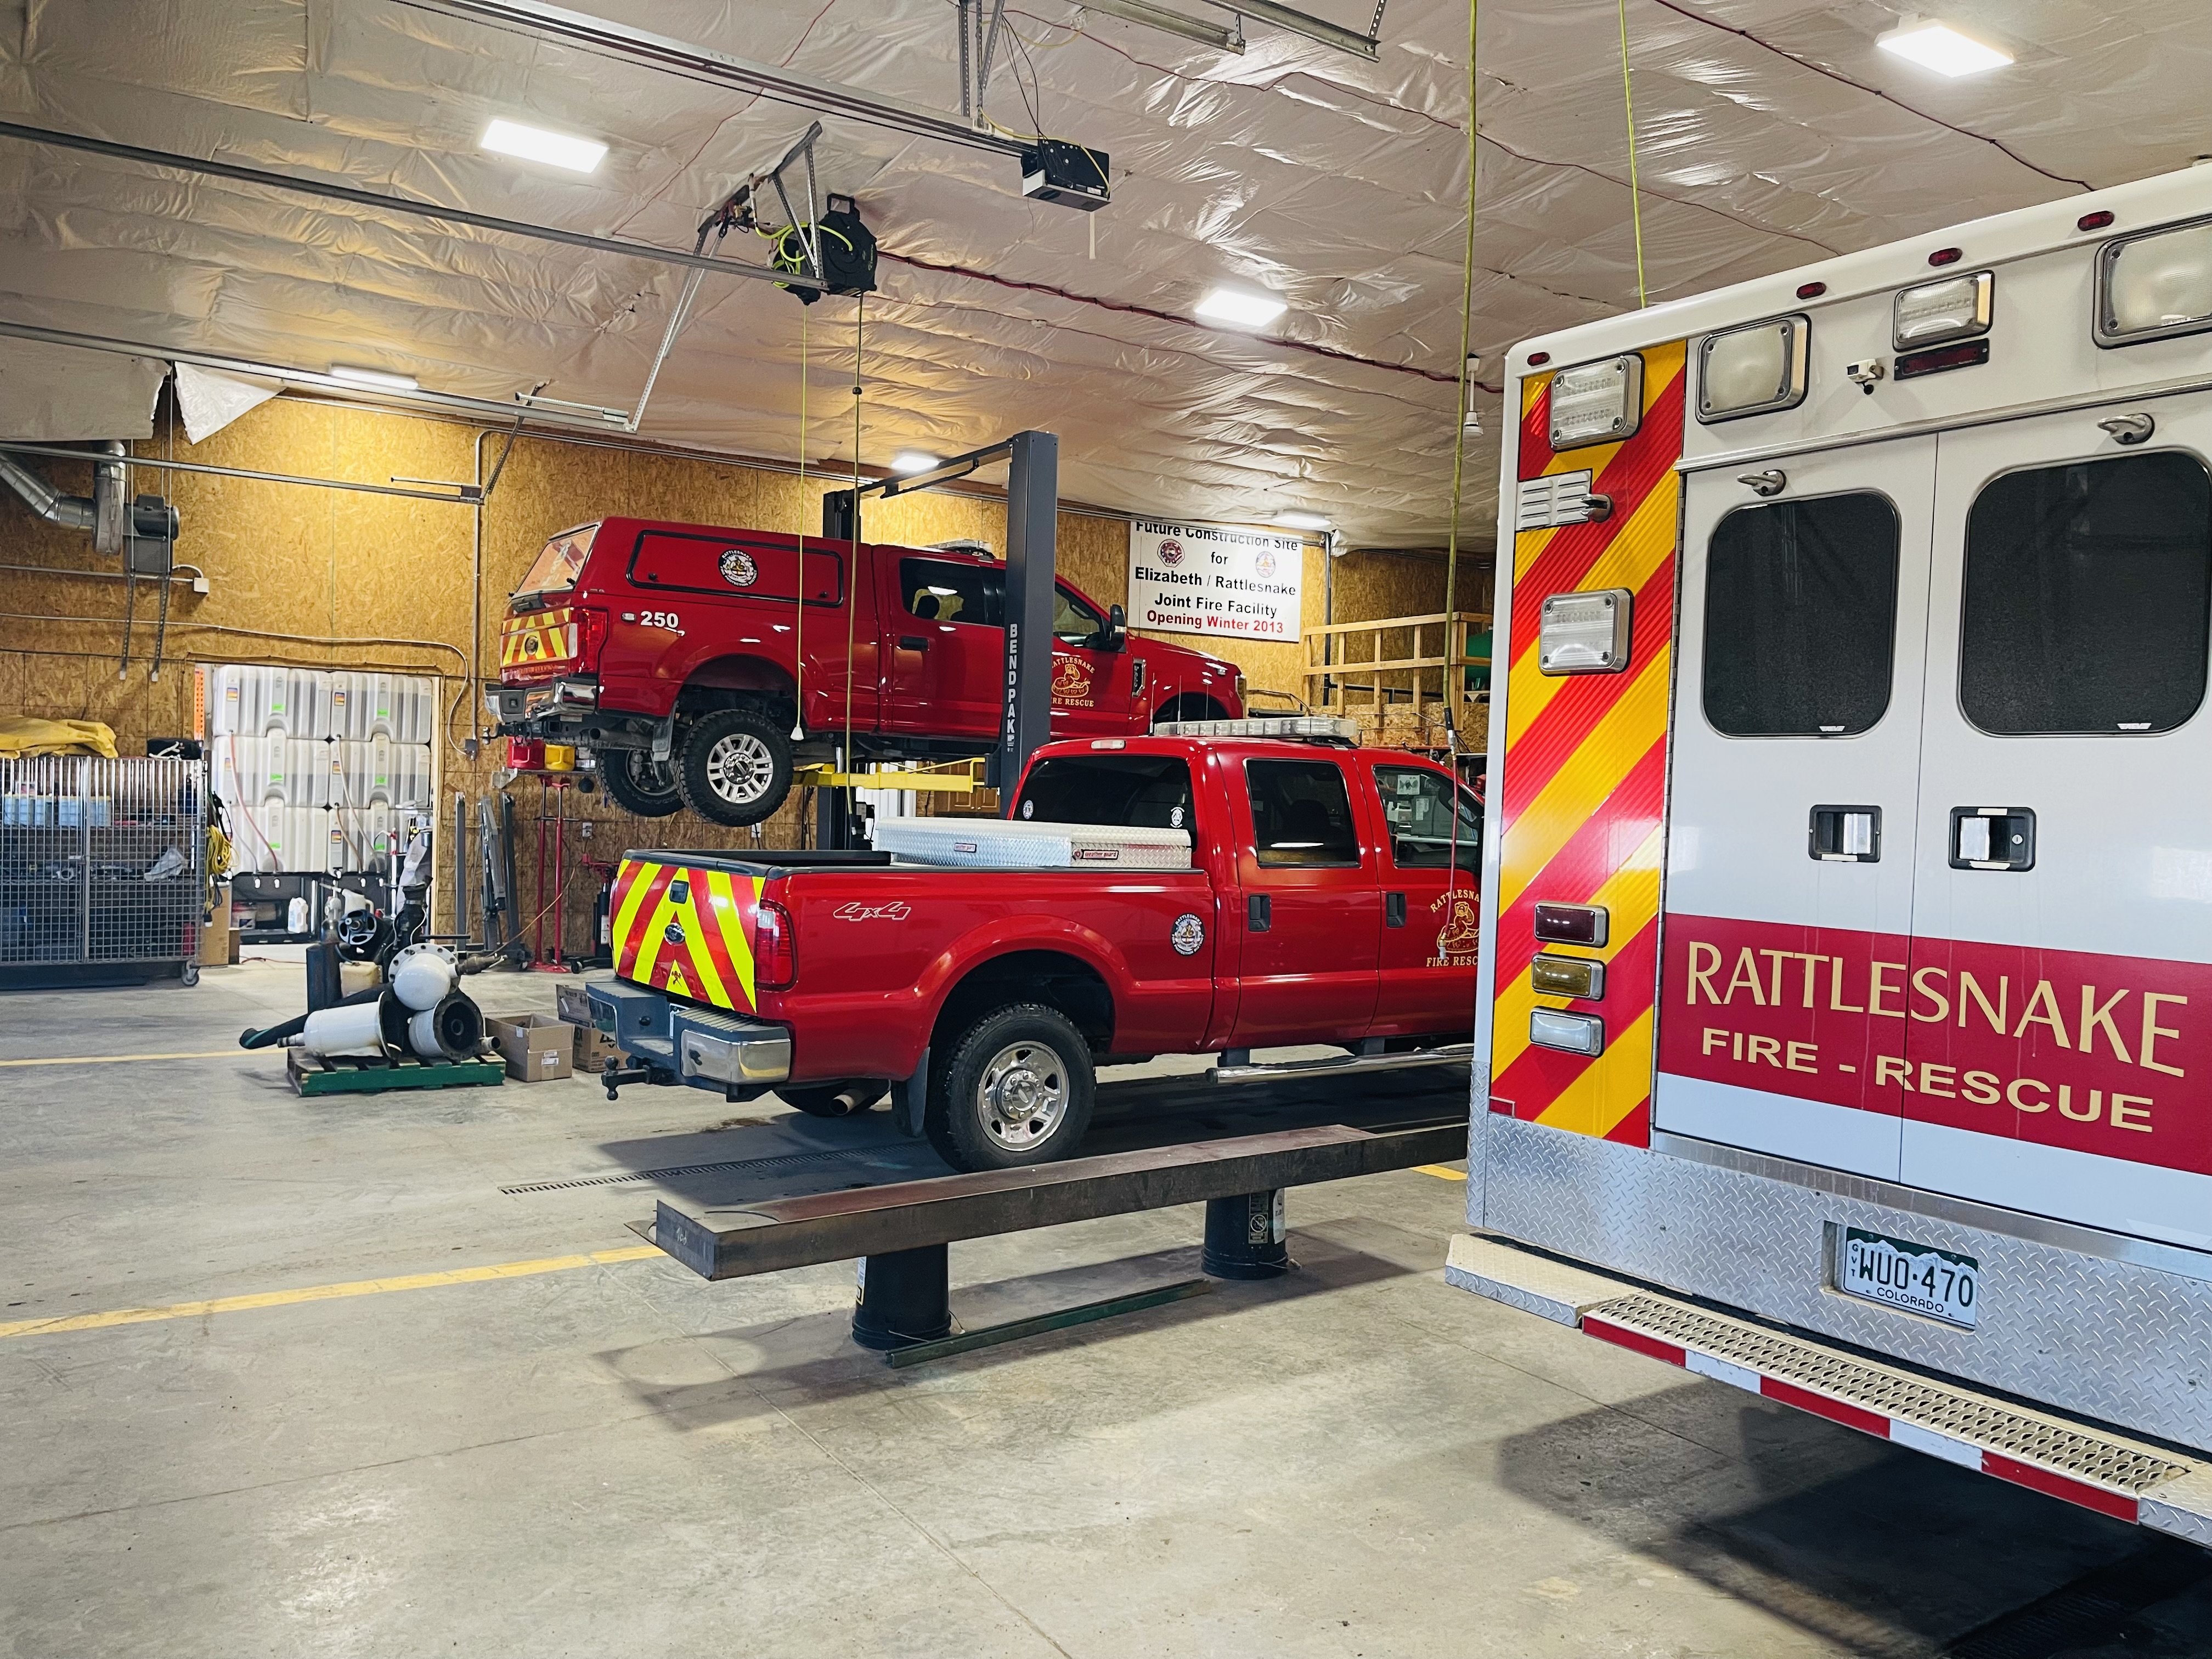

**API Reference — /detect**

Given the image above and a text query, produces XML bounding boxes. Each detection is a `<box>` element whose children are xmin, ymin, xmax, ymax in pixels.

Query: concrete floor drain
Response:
<box><xmin>1940</xmin><ymin>1537</ymin><xmax>2212</xmax><ymax>1658</ymax></box>
<box><xmin>500</xmin><ymin>1147</ymin><xmax>876</xmax><ymax>1195</ymax></box>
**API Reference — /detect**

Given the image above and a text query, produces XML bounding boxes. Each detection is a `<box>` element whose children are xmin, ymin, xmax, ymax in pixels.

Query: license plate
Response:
<box><xmin>1838</xmin><ymin>1227</ymin><xmax>1980</xmax><ymax>1328</ymax></box>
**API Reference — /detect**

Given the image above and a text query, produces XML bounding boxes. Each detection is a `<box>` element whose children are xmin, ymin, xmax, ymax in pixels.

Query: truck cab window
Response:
<box><xmin>1703</xmin><ymin>492</ymin><xmax>1899</xmax><ymax>737</ymax></box>
<box><xmin>1053</xmin><ymin>585</ymin><xmax>1107</xmax><ymax>647</ymax></box>
<box><xmin>1374</xmin><ymin>765</ymin><xmax>1481</xmax><ymax>872</ymax></box>
<box><xmin>1246</xmin><ymin>759</ymin><xmax>1359</xmax><ymax>868</ymax></box>
<box><xmin>1014</xmin><ymin>754</ymin><xmax>1193</xmax><ymax>830</ymax></box>
<box><xmin>1961</xmin><ymin>450</ymin><xmax>2212</xmax><ymax>735</ymax></box>
<box><xmin>902</xmin><ymin>557</ymin><xmax>1003</xmax><ymax>628</ymax></box>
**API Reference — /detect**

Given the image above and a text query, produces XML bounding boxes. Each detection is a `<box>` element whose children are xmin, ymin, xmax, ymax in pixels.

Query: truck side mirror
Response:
<box><xmin>1105</xmin><ymin>603</ymin><xmax>1126</xmax><ymax>651</ymax></box>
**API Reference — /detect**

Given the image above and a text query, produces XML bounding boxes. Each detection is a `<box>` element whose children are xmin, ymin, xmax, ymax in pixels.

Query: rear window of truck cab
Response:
<box><xmin>1246</xmin><ymin>759</ymin><xmax>1359</xmax><ymax>868</ymax></box>
<box><xmin>1015</xmin><ymin>754</ymin><xmax>1193</xmax><ymax>830</ymax></box>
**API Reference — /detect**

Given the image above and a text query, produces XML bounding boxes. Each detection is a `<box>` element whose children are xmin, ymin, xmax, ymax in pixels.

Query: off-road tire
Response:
<box><xmin>778</xmin><ymin>1081</ymin><xmax>889</xmax><ymax>1119</ymax></box>
<box><xmin>675</xmin><ymin>708</ymin><xmax>793</xmax><ymax>827</ymax></box>
<box><xmin>598</xmin><ymin>747</ymin><xmax>684</xmax><ymax>818</ymax></box>
<box><xmin>924</xmin><ymin>1002</ymin><xmax>1096</xmax><ymax>1172</ymax></box>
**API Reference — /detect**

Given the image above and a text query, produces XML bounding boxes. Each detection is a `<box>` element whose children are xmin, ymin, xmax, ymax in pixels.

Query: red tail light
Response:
<box><xmin>573</xmin><ymin>606</ymin><xmax>610</xmax><ymax>670</ymax></box>
<box><xmin>754</xmin><ymin>899</ymin><xmax>797</xmax><ymax>990</ymax></box>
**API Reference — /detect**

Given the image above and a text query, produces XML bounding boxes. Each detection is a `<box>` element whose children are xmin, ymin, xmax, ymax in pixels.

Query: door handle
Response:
<box><xmin>1809</xmin><ymin>805</ymin><xmax>1881</xmax><ymax>862</ymax></box>
<box><xmin>1246</xmin><ymin>894</ymin><xmax>1271</xmax><ymax>933</ymax></box>
<box><xmin>898</xmin><ymin>635</ymin><xmax>929</xmax><ymax>651</ymax></box>
<box><xmin>1950</xmin><ymin>806</ymin><xmax>2035</xmax><ymax>871</ymax></box>
<box><xmin>1385</xmin><ymin>891</ymin><xmax>1407</xmax><ymax>927</ymax></box>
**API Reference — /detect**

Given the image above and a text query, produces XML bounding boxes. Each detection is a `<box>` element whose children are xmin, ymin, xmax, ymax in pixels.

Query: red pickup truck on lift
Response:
<box><xmin>589</xmin><ymin>719</ymin><xmax>1481</xmax><ymax>1171</ymax></box>
<box><xmin>485</xmin><ymin>518</ymin><xmax>1247</xmax><ymax>826</ymax></box>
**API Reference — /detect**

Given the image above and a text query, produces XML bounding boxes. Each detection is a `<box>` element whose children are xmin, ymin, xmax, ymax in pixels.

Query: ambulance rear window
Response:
<box><xmin>1961</xmin><ymin>451</ymin><xmax>2212</xmax><ymax>735</ymax></box>
<box><xmin>1703</xmin><ymin>492</ymin><xmax>1900</xmax><ymax>737</ymax></box>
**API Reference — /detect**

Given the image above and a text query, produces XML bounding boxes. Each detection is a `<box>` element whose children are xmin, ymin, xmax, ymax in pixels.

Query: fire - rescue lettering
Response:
<box><xmin>1662</xmin><ymin>916</ymin><xmax>2210</xmax><ymax>1176</ymax></box>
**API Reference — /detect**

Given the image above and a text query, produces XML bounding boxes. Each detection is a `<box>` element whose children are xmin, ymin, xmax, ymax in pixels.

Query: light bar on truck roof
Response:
<box><xmin>1696</xmin><ymin>315</ymin><xmax>1810</xmax><ymax>422</ymax></box>
<box><xmin>1894</xmin><ymin>270</ymin><xmax>1993</xmax><ymax>349</ymax></box>
<box><xmin>1548</xmin><ymin>354</ymin><xmax>1644</xmax><ymax>450</ymax></box>
<box><xmin>1151</xmin><ymin>714</ymin><xmax>1360</xmax><ymax>743</ymax></box>
<box><xmin>2097</xmin><ymin>219</ymin><xmax>2212</xmax><ymax>347</ymax></box>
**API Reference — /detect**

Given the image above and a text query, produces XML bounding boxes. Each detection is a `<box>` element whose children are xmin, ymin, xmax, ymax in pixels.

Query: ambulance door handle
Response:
<box><xmin>1738</xmin><ymin>470</ymin><xmax>1787</xmax><ymax>498</ymax></box>
<box><xmin>1949</xmin><ymin>806</ymin><xmax>2035</xmax><ymax>872</ymax></box>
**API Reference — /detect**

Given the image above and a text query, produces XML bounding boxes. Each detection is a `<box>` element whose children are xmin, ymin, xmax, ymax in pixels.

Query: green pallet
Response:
<box><xmin>287</xmin><ymin>1049</ymin><xmax>507</xmax><ymax>1096</ymax></box>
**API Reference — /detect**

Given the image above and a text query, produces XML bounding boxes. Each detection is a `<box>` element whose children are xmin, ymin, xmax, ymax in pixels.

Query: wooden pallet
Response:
<box><xmin>287</xmin><ymin>1048</ymin><xmax>506</xmax><ymax>1097</ymax></box>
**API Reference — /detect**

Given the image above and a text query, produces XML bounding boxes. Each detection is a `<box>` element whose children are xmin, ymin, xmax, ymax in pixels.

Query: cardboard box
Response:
<box><xmin>555</xmin><ymin>981</ymin><xmax>622</xmax><ymax>1072</ymax></box>
<box><xmin>196</xmin><ymin>887</ymin><xmax>233</xmax><ymax>968</ymax></box>
<box><xmin>486</xmin><ymin>1013</ymin><xmax>578</xmax><ymax>1082</ymax></box>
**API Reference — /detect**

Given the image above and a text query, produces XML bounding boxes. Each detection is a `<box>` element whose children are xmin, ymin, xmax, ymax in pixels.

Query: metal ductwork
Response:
<box><xmin>0</xmin><ymin>441</ymin><xmax>128</xmax><ymax>554</ymax></box>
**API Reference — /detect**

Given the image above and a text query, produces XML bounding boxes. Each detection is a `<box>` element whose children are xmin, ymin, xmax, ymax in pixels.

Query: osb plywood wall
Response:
<box><xmin>0</xmin><ymin>393</ymin><xmax>1486</xmax><ymax>955</ymax></box>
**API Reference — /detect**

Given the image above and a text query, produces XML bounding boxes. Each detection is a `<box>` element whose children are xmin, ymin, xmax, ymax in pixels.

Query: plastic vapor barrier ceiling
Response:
<box><xmin>1</xmin><ymin>0</ymin><xmax>2207</xmax><ymax>543</ymax></box>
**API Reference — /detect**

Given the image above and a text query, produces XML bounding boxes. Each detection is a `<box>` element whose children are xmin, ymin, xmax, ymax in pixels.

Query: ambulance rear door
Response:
<box><xmin>1654</xmin><ymin>437</ymin><xmax>1938</xmax><ymax>1178</ymax></box>
<box><xmin>1900</xmin><ymin>397</ymin><xmax>2212</xmax><ymax>1246</ymax></box>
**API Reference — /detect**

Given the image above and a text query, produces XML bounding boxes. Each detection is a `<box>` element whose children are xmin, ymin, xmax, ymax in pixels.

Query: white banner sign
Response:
<box><xmin>1127</xmin><ymin>519</ymin><xmax>1304</xmax><ymax>643</ymax></box>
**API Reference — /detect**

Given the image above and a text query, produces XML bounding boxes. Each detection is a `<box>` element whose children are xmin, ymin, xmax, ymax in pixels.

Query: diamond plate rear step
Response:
<box><xmin>1447</xmin><ymin>1234</ymin><xmax>2212</xmax><ymax>1545</ymax></box>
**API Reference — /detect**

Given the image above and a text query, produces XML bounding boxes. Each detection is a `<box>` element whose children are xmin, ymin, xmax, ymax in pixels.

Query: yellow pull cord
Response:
<box><xmin>792</xmin><ymin>300</ymin><xmax>808</xmax><ymax>741</ymax></box>
<box><xmin>1441</xmin><ymin>0</ymin><xmax>1480</xmax><ymax>797</ymax></box>
<box><xmin>1620</xmin><ymin>0</ymin><xmax>1648</xmax><ymax>308</ymax></box>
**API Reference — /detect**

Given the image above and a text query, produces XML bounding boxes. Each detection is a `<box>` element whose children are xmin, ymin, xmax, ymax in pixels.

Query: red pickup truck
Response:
<box><xmin>588</xmin><ymin>722</ymin><xmax>1481</xmax><ymax>1170</ymax></box>
<box><xmin>485</xmin><ymin>517</ymin><xmax>1246</xmax><ymax>826</ymax></box>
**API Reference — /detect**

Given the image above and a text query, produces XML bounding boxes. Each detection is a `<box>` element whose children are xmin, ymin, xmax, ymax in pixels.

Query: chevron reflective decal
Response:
<box><xmin>1489</xmin><ymin>340</ymin><xmax>1687</xmax><ymax>1146</ymax></box>
<box><xmin>610</xmin><ymin>856</ymin><xmax>765</xmax><ymax>1013</ymax></box>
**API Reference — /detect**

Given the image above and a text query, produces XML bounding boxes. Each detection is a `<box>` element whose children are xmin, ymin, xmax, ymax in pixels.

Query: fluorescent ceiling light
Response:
<box><xmin>1195</xmin><ymin>286</ymin><xmax>1288</xmax><ymax>329</ymax></box>
<box><xmin>890</xmin><ymin>450</ymin><xmax>941</xmax><ymax>475</ymax></box>
<box><xmin>329</xmin><ymin>364</ymin><xmax>419</xmax><ymax>391</ymax></box>
<box><xmin>481</xmin><ymin>117</ymin><xmax>608</xmax><ymax>173</ymax></box>
<box><xmin>1876</xmin><ymin>20</ymin><xmax>2011</xmax><ymax>77</ymax></box>
<box><xmin>1276</xmin><ymin>511</ymin><xmax>1331</xmax><ymax>531</ymax></box>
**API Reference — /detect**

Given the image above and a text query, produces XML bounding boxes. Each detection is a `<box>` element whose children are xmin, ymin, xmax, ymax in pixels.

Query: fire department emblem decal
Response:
<box><xmin>1255</xmin><ymin>550</ymin><xmax>1277</xmax><ymax>578</ymax></box>
<box><xmin>1159</xmin><ymin>539</ymin><xmax>1184</xmax><ymax>566</ymax></box>
<box><xmin>1052</xmin><ymin>654</ymin><xmax>1094</xmax><ymax>704</ymax></box>
<box><xmin>1171</xmin><ymin>913</ymin><xmax>1205</xmax><ymax>956</ymax></box>
<box><xmin>1430</xmin><ymin>891</ymin><xmax>1479</xmax><ymax>966</ymax></box>
<box><xmin>719</xmin><ymin>549</ymin><xmax>759</xmax><ymax>588</ymax></box>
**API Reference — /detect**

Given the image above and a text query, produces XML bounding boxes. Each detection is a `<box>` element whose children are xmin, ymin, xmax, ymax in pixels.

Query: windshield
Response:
<box><xmin>516</xmin><ymin>524</ymin><xmax>598</xmax><ymax>601</ymax></box>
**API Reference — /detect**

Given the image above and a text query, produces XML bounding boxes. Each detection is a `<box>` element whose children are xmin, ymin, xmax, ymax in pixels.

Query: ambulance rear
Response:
<box><xmin>1451</xmin><ymin>161</ymin><xmax>2212</xmax><ymax>1543</ymax></box>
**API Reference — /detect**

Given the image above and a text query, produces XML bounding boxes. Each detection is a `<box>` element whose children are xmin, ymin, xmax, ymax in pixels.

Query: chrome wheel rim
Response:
<box><xmin>703</xmin><ymin>731</ymin><xmax>775</xmax><ymax>805</ymax></box>
<box><xmin>975</xmin><ymin>1040</ymin><xmax>1069</xmax><ymax>1152</ymax></box>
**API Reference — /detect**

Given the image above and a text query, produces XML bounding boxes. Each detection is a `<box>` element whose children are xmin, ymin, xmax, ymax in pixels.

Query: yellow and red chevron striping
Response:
<box><xmin>1489</xmin><ymin>340</ymin><xmax>1687</xmax><ymax>1146</ymax></box>
<box><xmin>610</xmin><ymin>856</ymin><xmax>764</xmax><ymax>1013</ymax></box>
<box><xmin>500</xmin><ymin>607</ymin><xmax>575</xmax><ymax>669</ymax></box>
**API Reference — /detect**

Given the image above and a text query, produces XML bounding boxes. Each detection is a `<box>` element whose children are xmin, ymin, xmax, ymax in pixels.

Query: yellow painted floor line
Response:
<box><xmin>0</xmin><ymin>1050</ymin><xmax>246</xmax><ymax>1068</ymax></box>
<box><xmin>1415</xmin><ymin>1164</ymin><xmax>1468</xmax><ymax>1181</ymax></box>
<box><xmin>0</xmin><ymin>1245</ymin><xmax>664</xmax><ymax>1340</ymax></box>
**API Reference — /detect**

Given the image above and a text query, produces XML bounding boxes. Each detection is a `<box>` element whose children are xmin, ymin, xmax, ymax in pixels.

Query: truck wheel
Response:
<box><xmin>926</xmin><ymin>1003</ymin><xmax>1096</xmax><ymax>1171</ymax></box>
<box><xmin>778</xmin><ymin>1081</ymin><xmax>887</xmax><ymax>1118</ymax></box>
<box><xmin>676</xmin><ymin>708</ymin><xmax>793</xmax><ymax>827</ymax></box>
<box><xmin>600</xmin><ymin>748</ymin><xmax>684</xmax><ymax>818</ymax></box>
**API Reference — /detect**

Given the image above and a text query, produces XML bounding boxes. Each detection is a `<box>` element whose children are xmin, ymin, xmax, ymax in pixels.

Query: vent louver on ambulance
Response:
<box><xmin>870</xmin><ymin>818</ymin><xmax>1193</xmax><ymax>870</ymax></box>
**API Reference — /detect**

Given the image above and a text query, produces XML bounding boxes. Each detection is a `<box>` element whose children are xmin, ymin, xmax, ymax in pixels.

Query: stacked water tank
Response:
<box><xmin>208</xmin><ymin>666</ymin><xmax>437</xmax><ymax>874</ymax></box>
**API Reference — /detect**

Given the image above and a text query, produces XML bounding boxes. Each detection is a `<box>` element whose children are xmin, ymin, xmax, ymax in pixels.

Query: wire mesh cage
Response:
<box><xmin>1</xmin><ymin>752</ymin><xmax>204</xmax><ymax>974</ymax></box>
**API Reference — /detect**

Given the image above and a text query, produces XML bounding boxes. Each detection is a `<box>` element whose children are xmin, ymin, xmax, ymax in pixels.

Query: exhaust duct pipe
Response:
<box><xmin>0</xmin><ymin>441</ymin><xmax>129</xmax><ymax>554</ymax></box>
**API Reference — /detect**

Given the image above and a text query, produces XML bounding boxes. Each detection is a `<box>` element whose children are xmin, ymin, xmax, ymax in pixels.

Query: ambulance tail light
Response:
<box><xmin>1697</xmin><ymin>316</ymin><xmax>1810</xmax><ymax>422</ymax></box>
<box><xmin>1530</xmin><ymin>1008</ymin><xmax>1604</xmax><ymax>1057</ymax></box>
<box><xmin>1548</xmin><ymin>354</ymin><xmax>1644</xmax><ymax>450</ymax></box>
<box><xmin>2097</xmin><ymin>219</ymin><xmax>2212</xmax><ymax>347</ymax></box>
<box><xmin>754</xmin><ymin>899</ymin><xmax>797</xmax><ymax>990</ymax></box>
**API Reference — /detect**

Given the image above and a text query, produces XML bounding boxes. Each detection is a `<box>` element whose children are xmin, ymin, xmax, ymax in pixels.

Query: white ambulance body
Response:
<box><xmin>1452</xmin><ymin>161</ymin><xmax>2212</xmax><ymax>1542</ymax></box>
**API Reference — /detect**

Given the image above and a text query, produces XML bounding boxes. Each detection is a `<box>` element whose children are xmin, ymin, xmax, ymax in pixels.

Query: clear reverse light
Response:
<box><xmin>1696</xmin><ymin>317</ymin><xmax>1809</xmax><ymax>422</ymax></box>
<box><xmin>2098</xmin><ymin>222</ymin><xmax>2212</xmax><ymax>346</ymax></box>
<box><xmin>481</xmin><ymin>118</ymin><xmax>608</xmax><ymax>173</ymax></box>
<box><xmin>1195</xmin><ymin>287</ymin><xmax>1288</xmax><ymax>330</ymax></box>
<box><xmin>890</xmin><ymin>451</ymin><xmax>941</xmax><ymax>475</ymax></box>
<box><xmin>329</xmin><ymin>364</ymin><xmax>419</xmax><ymax>391</ymax></box>
<box><xmin>1876</xmin><ymin>21</ymin><xmax>2012</xmax><ymax>77</ymax></box>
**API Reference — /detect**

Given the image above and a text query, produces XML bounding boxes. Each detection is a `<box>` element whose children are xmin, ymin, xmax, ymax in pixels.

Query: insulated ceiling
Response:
<box><xmin>2</xmin><ymin>0</ymin><xmax>2209</xmax><ymax>544</ymax></box>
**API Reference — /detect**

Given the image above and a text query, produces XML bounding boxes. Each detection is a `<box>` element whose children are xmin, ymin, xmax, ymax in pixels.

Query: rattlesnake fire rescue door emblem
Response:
<box><xmin>1171</xmin><ymin>913</ymin><xmax>1205</xmax><ymax>956</ymax></box>
<box><xmin>719</xmin><ymin>549</ymin><xmax>759</xmax><ymax>587</ymax></box>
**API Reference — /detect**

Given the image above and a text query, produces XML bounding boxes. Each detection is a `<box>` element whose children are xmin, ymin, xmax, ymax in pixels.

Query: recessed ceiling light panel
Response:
<box><xmin>1195</xmin><ymin>287</ymin><xmax>1288</xmax><ymax>330</ymax></box>
<box><xmin>329</xmin><ymin>364</ymin><xmax>420</xmax><ymax>391</ymax></box>
<box><xmin>481</xmin><ymin>118</ymin><xmax>608</xmax><ymax>173</ymax></box>
<box><xmin>1876</xmin><ymin>21</ymin><xmax>2012</xmax><ymax>78</ymax></box>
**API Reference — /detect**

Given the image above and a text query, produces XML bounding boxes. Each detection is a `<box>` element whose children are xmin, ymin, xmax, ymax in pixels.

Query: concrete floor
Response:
<box><xmin>7</xmin><ymin>961</ymin><xmax>2212</xmax><ymax>1658</ymax></box>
